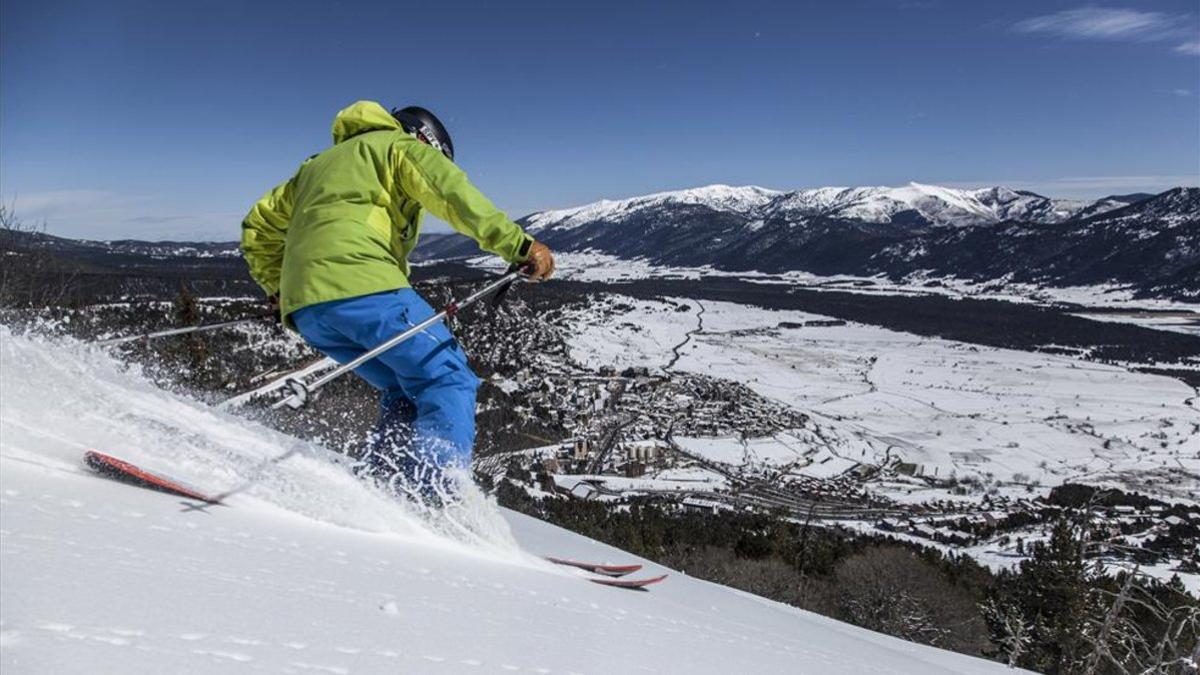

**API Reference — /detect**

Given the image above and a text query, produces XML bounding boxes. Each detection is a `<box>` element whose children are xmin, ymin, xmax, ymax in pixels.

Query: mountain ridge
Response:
<box><xmin>525</xmin><ymin>181</ymin><xmax>1146</xmax><ymax>231</ymax></box>
<box><xmin>420</xmin><ymin>184</ymin><xmax>1200</xmax><ymax>301</ymax></box>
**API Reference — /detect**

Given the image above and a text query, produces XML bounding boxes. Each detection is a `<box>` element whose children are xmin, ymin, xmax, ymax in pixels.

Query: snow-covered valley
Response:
<box><xmin>565</xmin><ymin>295</ymin><xmax>1200</xmax><ymax>505</ymax></box>
<box><xmin>476</xmin><ymin>286</ymin><xmax>1199</xmax><ymax>594</ymax></box>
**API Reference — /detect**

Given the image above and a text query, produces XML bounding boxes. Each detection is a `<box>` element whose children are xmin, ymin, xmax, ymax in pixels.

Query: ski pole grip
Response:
<box><xmin>491</xmin><ymin>265</ymin><xmax>524</xmax><ymax>308</ymax></box>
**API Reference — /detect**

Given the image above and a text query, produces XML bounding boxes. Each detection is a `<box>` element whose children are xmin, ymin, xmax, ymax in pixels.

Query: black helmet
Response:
<box><xmin>391</xmin><ymin>106</ymin><xmax>454</xmax><ymax>161</ymax></box>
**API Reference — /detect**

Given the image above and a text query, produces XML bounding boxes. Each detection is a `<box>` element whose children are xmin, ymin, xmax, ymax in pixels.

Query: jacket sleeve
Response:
<box><xmin>240</xmin><ymin>178</ymin><xmax>295</xmax><ymax>296</ymax></box>
<box><xmin>396</xmin><ymin>141</ymin><xmax>533</xmax><ymax>264</ymax></box>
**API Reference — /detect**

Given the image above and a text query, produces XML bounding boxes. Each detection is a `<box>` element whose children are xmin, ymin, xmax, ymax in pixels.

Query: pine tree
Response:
<box><xmin>173</xmin><ymin>281</ymin><xmax>209</xmax><ymax>378</ymax></box>
<box><xmin>175</xmin><ymin>281</ymin><xmax>199</xmax><ymax>326</ymax></box>
<box><xmin>985</xmin><ymin>517</ymin><xmax>1098</xmax><ymax>673</ymax></box>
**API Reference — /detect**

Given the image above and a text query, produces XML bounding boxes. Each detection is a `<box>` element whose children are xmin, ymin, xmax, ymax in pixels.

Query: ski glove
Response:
<box><xmin>523</xmin><ymin>241</ymin><xmax>556</xmax><ymax>281</ymax></box>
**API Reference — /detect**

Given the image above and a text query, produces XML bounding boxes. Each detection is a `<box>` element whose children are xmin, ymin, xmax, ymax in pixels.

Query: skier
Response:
<box><xmin>240</xmin><ymin>100</ymin><xmax>555</xmax><ymax>502</ymax></box>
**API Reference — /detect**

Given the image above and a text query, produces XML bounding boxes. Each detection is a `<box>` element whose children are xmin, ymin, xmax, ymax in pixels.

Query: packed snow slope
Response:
<box><xmin>0</xmin><ymin>330</ymin><xmax>1017</xmax><ymax>674</ymax></box>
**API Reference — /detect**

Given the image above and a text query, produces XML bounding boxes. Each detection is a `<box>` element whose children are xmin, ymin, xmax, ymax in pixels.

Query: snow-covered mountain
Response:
<box><xmin>525</xmin><ymin>184</ymin><xmax>784</xmax><ymax>231</ymax></box>
<box><xmin>870</xmin><ymin>187</ymin><xmax>1200</xmax><ymax>298</ymax></box>
<box><xmin>524</xmin><ymin>182</ymin><xmax>1136</xmax><ymax>231</ymax></box>
<box><xmin>418</xmin><ymin>185</ymin><xmax>1198</xmax><ymax>300</ymax></box>
<box><xmin>760</xmin><ymin>183</ymin><xmax>1099</xmax><ymax>228</ymax></box>
<box><xmin>0</xmin><ymin>330</ymin><xmax>1018</xmax><ymax>673</ymax></box>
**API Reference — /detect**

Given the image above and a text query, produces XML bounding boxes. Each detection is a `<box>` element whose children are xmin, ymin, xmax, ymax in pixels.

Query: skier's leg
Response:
<box><xmin>294</xmin><ymin>290</ymin><xmax>479</xmax><ymax>500</ymax></box>
<box><xmin>401</xmin><ymin>364</ymin><xmax>479</xmax><ymax>467</ymax></box>
<box><xmin>292</xmin><ymin>299</ymin><xmax>419</xmax><ymax>481</ymax></box>
<box><xmin>292</xmin><ymin>301</ymin><xmax>407</xmax><ymax>392</ymax></box>
<box><xmin>373</xmin><ymin>357</ymin><xmax>477</xmax><ymax>502</ymax></box>
<box><xmin>368</xmin><ymin>291</ymin><xmax>478</xmax><ymax>456</ymax></box>
<box><xmin>365</xmin><ymin>291</ymin><xmax>480</xmax><ymax>501</ymax></box>
<box><xmin>359</xmin><ymin>390</ymin><xmax>417</xmax><ymax>480</ymax></box>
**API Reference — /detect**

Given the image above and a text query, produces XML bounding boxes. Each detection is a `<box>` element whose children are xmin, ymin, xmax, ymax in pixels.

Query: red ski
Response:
<box><xmin>588</xmin><ymin>574</ymin><xmax>669</xmax><ymax>590</ymax></box>
<box><xmin>84</xmin><ymin>450</ymin><xmax>220</xmax><ymax>504</ymax></box>
<box><xmin>545</xmin><ymin>557</ymin><xmax>666</xmax><ymax>589</ymax></box>
<box><xmin>545</xmin><ymin>556</ymin><xmax>643</xmax><ymax>577</ymax></box>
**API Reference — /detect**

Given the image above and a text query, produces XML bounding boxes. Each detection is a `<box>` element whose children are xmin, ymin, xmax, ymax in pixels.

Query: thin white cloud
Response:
<box><xmin>1014</xmin><ymin>7</ymin><xmax>1198</xmax><ymax>56</ymax></box>
<box><xmin>1016</xmin><ymin>8</ymin><xmax>1174</xmax><ymax>41</ymax></box>
<box><xmin>6</xmin><ymin>190</ymin><xmax>125</xmax><ymax>216</ymax></box>
<box><xmin>3</xmin><ymin>190</ymin><xmax>241</xmax><ymax>241</ymax></box>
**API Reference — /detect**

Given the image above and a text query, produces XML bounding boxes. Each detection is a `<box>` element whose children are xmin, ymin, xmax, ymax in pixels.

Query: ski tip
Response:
<box><xmin>84</xmin><ymin>450</ymin><xmax>221</xmax><ymax>504</ymax></box>
<box><xmin>588</xmin><ymin>574</ymin><xmax>669</xmax><ymax>590</ymax></box>
<box><xmin>544</xmin><ymin>556</ymin><xmax>644</xmax><ymax>577</ymax></box>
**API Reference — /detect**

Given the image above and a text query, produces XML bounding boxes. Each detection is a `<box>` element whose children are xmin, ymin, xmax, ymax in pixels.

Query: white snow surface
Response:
<box><xmin>0</xmin><ymin>329</ymin><xmax>1016</xmax><ymax>674</ymax></box>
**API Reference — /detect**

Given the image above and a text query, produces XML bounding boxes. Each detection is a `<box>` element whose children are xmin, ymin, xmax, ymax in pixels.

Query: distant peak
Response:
<box><xmin>524</xmin><ymin>184</ymin><xmax>783</xmax><ymax>231</ymax></box>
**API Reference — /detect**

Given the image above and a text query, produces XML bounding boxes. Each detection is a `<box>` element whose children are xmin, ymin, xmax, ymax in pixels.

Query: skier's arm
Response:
<box><xmin>240</xmin><ymin>178</ymin><xmax>295</xmax><ymax>296</ymax></box>
<box><xmin>396</xmin><ymin>141</ymin><xmax>533</xmax><ymax>264</ymax></box>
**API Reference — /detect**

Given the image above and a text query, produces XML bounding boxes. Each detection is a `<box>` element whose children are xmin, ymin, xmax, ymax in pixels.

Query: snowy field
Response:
<box><xmin>0</xmin><ymin>329</ymin><xmax>1018</xmax><ymax>674</ymax></box>
<box><xmin>1070</xmin><ymin>311</ymin><xmax>1200</xmax><ymax>337</ymax></box>
<box><xmin>565</xmin><ymin>296</ymin><xmax>1200</xmax><ymax>505</ymax></box>
<box><xmin>467</xmin><ymin>252</ymin><xmax>1200</xmax><ymax>324</ymax></box>
<box><xmin>671</xmin><ymin>433</ymin><xmax>859</xmax><ymax>479</ymax></box>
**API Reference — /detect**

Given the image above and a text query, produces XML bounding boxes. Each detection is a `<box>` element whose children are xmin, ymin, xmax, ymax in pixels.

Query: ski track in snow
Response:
<box><xmin>0</xmin><ymin>328</ymin><xmax>1018</xmax><ymax>673</ymax></box>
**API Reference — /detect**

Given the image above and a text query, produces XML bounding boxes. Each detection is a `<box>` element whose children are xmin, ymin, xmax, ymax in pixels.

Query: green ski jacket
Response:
<box><xmin>240</xmin><ymin>100</ymin><xmax>533</xmax><ymax>323</ymax></box>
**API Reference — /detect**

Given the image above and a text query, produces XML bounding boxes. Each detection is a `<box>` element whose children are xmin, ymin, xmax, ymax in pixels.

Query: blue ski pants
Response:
<box><xmin>291</xmin><ymin>289</ymin><xmax>480</xmax><ymax>474</ymax></box>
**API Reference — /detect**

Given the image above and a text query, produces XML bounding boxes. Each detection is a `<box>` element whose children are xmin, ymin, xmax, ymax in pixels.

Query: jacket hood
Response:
<box><xmin>331</xmin><ymin>101</ymin><xmax>402</xmax><ymax>144</ymax></box>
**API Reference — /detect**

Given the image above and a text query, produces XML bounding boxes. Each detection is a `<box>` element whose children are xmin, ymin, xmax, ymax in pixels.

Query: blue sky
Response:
<box><xmin>2</xmin><ymin>0</ymin><xmax>1198</xmax><ymax>240</ymax></box>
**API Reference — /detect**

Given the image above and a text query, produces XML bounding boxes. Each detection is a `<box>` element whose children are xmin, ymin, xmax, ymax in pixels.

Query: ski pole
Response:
<box><xmin>178</xmin><ymin>444</ymin><xmax>303</xmax><ymax>512</ymax></box>
<box><xmin>95</xmin><ymin>316</ymin><xmax>267</xmax><ymax>346</ymax></box>
<box><xmin>272</xmin><ymin>270</ymin><xmax>525</xmax><ymax>411</ymax></box>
